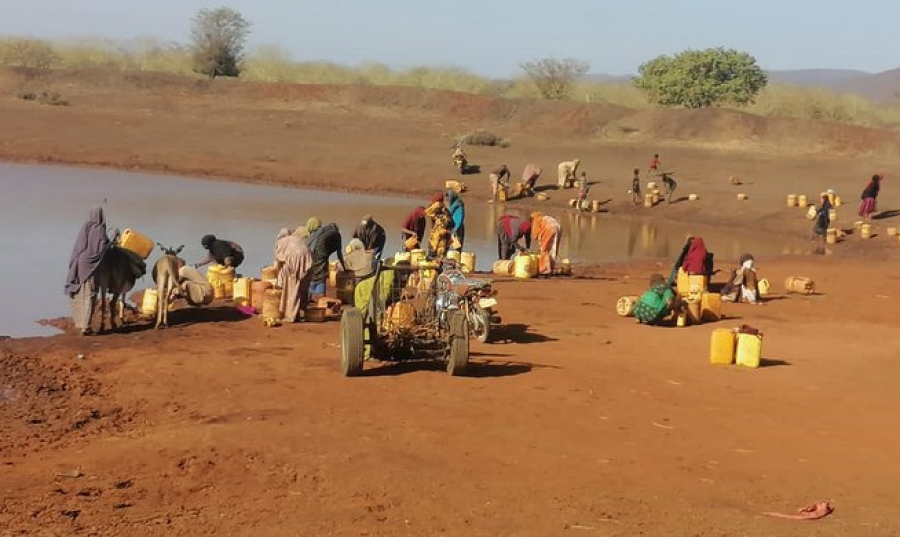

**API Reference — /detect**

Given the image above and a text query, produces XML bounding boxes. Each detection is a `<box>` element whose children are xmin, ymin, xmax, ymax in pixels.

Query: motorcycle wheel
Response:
<box><xmin>470</xmin><ymin>306</ymin><xmax>492</xmax><ymax>344</ymax></box>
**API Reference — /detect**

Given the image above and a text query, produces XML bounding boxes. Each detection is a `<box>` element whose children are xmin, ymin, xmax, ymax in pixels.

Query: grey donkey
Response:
<box><xmin>153</xmin><ymin>244</ymin><xmax>184</xmax><ymax>329</ymax></box>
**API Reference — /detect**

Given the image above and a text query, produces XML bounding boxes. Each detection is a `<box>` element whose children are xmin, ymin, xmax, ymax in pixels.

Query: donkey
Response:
<box><xmin>153</xmin><ymin>244</ymin><xmax>184</xmax><ymax>329</ymax></box>
<box><xmin>92</xmin><ymin>246</ymin><xmax>142</xmax><ymax>333</ymax></box>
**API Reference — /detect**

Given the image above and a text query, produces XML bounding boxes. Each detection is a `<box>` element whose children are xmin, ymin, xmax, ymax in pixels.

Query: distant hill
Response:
<box><xmin>584</xmin><ymin>68</ymin><xmax>900</xmax><ymax>103</ymax></box>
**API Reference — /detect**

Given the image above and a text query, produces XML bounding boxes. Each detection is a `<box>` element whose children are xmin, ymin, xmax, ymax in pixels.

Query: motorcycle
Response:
<box><xmin>435</xmin><ymin>259</ymin><xmax>501</xmax><ymax>343</ymax></box>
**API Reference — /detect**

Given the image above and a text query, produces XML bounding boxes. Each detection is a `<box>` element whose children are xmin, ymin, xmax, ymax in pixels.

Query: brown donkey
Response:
<box><xmin>153</xmin><ymin>244</ymin><xmax>184</xmax><ymax>329</ymax></box>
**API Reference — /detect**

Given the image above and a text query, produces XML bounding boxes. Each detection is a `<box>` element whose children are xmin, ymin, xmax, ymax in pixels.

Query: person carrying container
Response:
<box><xmin>400</xmin><ymin>206</ymin><xmax>427</xmax><ymax>251</ymax></box>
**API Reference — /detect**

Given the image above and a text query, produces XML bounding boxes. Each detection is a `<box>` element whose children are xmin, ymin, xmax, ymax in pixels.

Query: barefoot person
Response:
<box><xmin>306</xmin><ymin>217</ymin><xmax>346</xmax><ymax>299</ymax></box>
<box><xmin>488</xmin><ymin>164</ymin><xmax>511</xmax><ymax>203</ymax></box>
<box><xmin>720</xmin><ymin>254</ymin><xmax>762</xmax><ymax>304</ymax></box>
<box><xmin>196</xmin><ymin>234</ymin><xmax>244</xmax><ymax>269</ymax></box>
<box><xmin>811</xmin><ymin>192</ymin><xmax>832</xmax><ymax>244</ymax></box>
<box><xmin>858</xmin><ymin>173</ymin><xmax>882</xmax><ymax>222</ymax></box>
<box><xmin>65</xmin><ymin>207</ymin><xmax>112</xmax><ymax>336</ymax></box>
<box><xmin>631</xmin><ymin>168</ymin><xmax>642</xmax><ymax>205</ymax></box>
<box><xmin>531</xmin><ymin>212</ymin><xmax>561</xmax><ymax>275</ymax></box>
<box><xmin>497</xmin><ymin>214</ymin><xmax>532</xmax><ymax>260</ymax></box>
<box><xmin>634</xmin><ymin>273</ymin><xmax>676</xmax><ymax>325</ymax></box>
<box><xmin>521</xmin><ymin>164</ymin><xmax>542</xmax><ymax>197</ymax></box>
<box><xmin>274</xmin><ymin>228</ymin><xmax>313</xmax><ymax>322</ymax></box>
<box><xmin>400</xmin><ymin>206</ymin><xmax>427</xmax><ymax>251</ymax></box>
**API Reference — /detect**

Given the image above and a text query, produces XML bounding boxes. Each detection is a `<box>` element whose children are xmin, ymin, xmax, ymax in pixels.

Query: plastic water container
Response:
<box><xmin>460</xmin><ymin>252</ymin><xmax>476</xmax><ymax>273</ymax></box>
<box><xmin>797</xmin><ymin>194</ymin><xmax>808</xmax><ymax>207</ymax></box>
<box><xmin>700</xmin><ymin>292</ymin><xmax>722</xmax><ymax>321</ymax></box>
<box><xmin>410</xmin><ymin>249</ymin><xmax>426</xmax><ymax>268</ymax></box>
<box><xmin>709</xmin><ymin>328</ymin><xmax>736</xmax><ymax>365</ymax></box>
<box><xmin>262</xmin><ymin>288</ymin><xmax>282</xmax><ymax>322</ymax></box>
<box><xmin>119</xmin><ymin>228</ymin><xmax>154</xmax><ymax>259</ymax></box>
<box><xmin>250</xmin><ymin>279</ymin><xmax>270</xmax><ymax>312</ymax></box>
<box><xmin>860</xmin><ymin>223</ymin><xmax>873</xmax><ymax>239</ymax></box>
<box><xmin>786</xmin><ymin>194</ymin><xmax>797</xmax><ymax>207</ymax></box>
<box><xmin>736</xmin><ymin>333</ymin><xmax>763</xmax><ymax>368</ymax></box>
<box><xmin>492</xmin><ymin>260</ymin><xmax>514</xmax><ymax>275</ymax></box>
<box><xmin>616</xmin><ymin>295</ymin><xmax>639</xmax><ymax>317</ymax></box>
<box><xmin>233</xmin><ymin>277</ymin><xmax>254</xmax><ymax>307</ymax></box>
<box><xmin>141</xmin><ymin>288</ymin><xmax>158</xmax><ymax>315</ymax></box>
<box><xmin>758</xmin><ymin>278</ymin><xmax>770</xmax><ymax>296</ymax></box>
<box><xmin>513</xmin><ymin>253</ymin><xmax>537</xmax><ymax>279</ymax></box>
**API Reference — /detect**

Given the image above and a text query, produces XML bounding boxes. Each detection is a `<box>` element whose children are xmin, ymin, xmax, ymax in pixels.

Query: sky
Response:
<box><xmin>1</xmin><ymin>0</ymin><xmax>898</xmax><ymax>77</ymax></box>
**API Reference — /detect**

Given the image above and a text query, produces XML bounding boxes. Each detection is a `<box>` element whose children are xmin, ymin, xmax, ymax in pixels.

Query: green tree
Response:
<box><xmin>189</xmin><ymin>7</ymin><xmax>251</xmax><ymax>78</ymax></box>
<box><xmin>633</xmin><ymin>48</ymin><xmax>767</xmax><ymax>108</ymax></box>
<box><xmin>520</xmin><ymin>58</ymin><xmax>590</xmax><ymax>100</ymax></box>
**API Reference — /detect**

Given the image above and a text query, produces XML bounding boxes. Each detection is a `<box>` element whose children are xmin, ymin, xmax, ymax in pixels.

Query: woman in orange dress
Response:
<box><xmin>530</xmin><ymin>212</ymin><xmax>561</xmax><ymax>275</ymax></box>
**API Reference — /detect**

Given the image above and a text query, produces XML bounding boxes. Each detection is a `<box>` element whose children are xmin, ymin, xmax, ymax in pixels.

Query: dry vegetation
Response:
<box><xmin>2</xmin><ymin>35</ymin><xmax>900</xmax><ymax>129</ymax></box>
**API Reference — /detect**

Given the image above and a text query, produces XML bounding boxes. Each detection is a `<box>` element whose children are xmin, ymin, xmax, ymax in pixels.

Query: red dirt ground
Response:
<box><xmin>2</xmin><ymin>69</ymin><xmax>900</xmax><ymax>535</ymax></box>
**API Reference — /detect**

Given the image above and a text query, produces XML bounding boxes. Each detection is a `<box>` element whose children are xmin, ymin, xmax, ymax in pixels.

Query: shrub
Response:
<box><xmin>459</xmin><ymin>129</ymin><xmax>509</xmax><ymax>147</ymax></box>
<box><xmin>520</xmin><ymin>58</ymin><xmax>590</xmax><ymax>100</ymax></box>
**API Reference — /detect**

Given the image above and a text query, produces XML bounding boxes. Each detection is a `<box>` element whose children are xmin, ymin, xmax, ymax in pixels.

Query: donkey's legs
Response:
<box><xmin>109</xmin><ymin>292</ymin><xmax>120</xmax><ymax>332</ymax></box>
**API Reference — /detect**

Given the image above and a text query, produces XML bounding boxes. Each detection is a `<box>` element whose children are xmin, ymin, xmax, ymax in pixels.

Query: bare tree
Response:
<box><xmin>189</xmin><ymin>7</ymin><xmax>251</xmax><ymax>78</ymax></box>
<box><xmin>520</xmin><ymin>58</ymin><xmax>589</xmax><ymax>100</ymax></box>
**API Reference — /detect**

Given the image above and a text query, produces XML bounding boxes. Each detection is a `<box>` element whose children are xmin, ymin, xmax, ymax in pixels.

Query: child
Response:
<box><xmin>661</xmin><ymin>172</ymin><xmax>677</xmax><ymax>204</ymax></box>
<box><xmin>648</xmin><ymin>153</ymin><xmax>660</xmax><ymax>176</ymax></box>
<box><xmin>631</xmin><ymin>168</ymin><xmax>642</xmax><ymax>205</ymax></box>
<box><xmin>576</xmin><ymin>172</ymin><xmax>589</xmax><ymax>211</ymax></box>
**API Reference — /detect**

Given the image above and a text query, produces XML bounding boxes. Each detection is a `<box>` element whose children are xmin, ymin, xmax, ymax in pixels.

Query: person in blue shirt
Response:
<box><xmin>447</xmin><ymin>190</ymin><xmax>466</xmax><ymax>250</ymax></box>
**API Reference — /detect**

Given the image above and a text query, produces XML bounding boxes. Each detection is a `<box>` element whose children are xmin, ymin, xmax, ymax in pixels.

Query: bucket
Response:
<box><xmin>492</xmin><ymin>260</ymin><xmax>514</xmax><ymax>275</ymax></box>
<box><xmin>591</xmin><ymin>200</ymin><xmax>601</xmax><ymax>212</ymax></box>
<box><xmin>686</xmin><ymin>300</ymin><xmax>702</xmax><ymax>324</ymax></box>
<box><xmin>250</xmin><ymin>279</ymin><xmax>270</xmax><ymax>312</ymax></box>
<box><xmin>616</xmin><ymin>295</ymin><xmax>639</xmax><ymax>317</ymax></box>
<box><xmin>568</xmin><ymin>198</ymin><xmax>578</xmax><ymax>208</ymax></box>
<box><xmin>797</xmin><ymin>194</ymin><xmax>808</xmax><ymax>207</ymax></box>
<box><xmin>736</xmin><ymin>333</ymin><xmax>763</xmax><ymax>368</ymax></box>
<box><xmin>118</xmin><ymin>228</ymin><xmax>154</xmax><ymax>259</ymax></box>
<box><xmin>460</xmin><ymin>252</ymin><xmax>476</xmax><ymax>273</ymax></box>
<box><xmin>826</xmin><ymin>228</ymin><xmax>837</xmax><ymax>244</ymax></box>
<box><xmin>304</xmin><ymin>307</ymin><xmax>327</xmax><ymax>323</ymax></box>
<box><xmin>262</xmin><ymin>288</ymin><xmax>283</xmax><ymax>322</ymax></box>
<box><xmin>700</xmin><ymin>292</ymin><xmax>722</xmax><ymax>321</ymax></box>
<box><xmin>233</xmin><ymin>277</ymin><xmax>254</xmax><ymax>307</ymax></box>
<box><xmin>410</xmin><ymin>249</ymin><xmax>426</xmax><ymax>267</ymax></box>
<box><xmin>261</xmin><ymin>265</ymin><xmax>278</xmax><ymax>281</ymax></box>
<box><xmin>709</xmin><ymin>328</ymin><xmax>736</xmax><ymax>365</ymax></box>
<box><xmin>758</xmin><ymin>278</ymin><xmax>770</xmax><ymax>296</ymax></box>
<box><xmin>335</xmin><ymin>271</ymin><xmax>356</xmax><ymax>305</ymax></box>
<box><xmin>786</xmin><ymin>194</ymin><xmax>797</xmax><ymax>207</ymax></box>
<box><xmin>729</xmin><ymin>175</ymin><xmax>741</xmax><ymax>185</ymax></box>
<box><xmin>784</xmin><ymin>276</ymin><xmax>815</xmax><ymax>295</ymax></box>
<box><xmin>643</xmin><ymin>193</ymin><xmax>654</xmax><ymax>208</ymax></box>
<box><xmin>141</xmin><ymin>288</ymin><xmax>158</xmax><ymax>315</ymax></box>
<box><xmin>688</xmin><ymin>193</ymin><xmax>699</xmax><ymax>201</ymax></box>
<box><xmin>860</xmin><ymin>223</ymin><xmax>873</xmax><ymax>239</ymax></box>
<box><xmin>514</xmin><ymin>253</ymin><xmax>537</xmax><ymax>279</ymax></box>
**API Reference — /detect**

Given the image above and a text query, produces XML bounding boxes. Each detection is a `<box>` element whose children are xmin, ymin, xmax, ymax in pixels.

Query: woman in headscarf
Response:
<box><xmin>531</xmin><ymin>212</ymin><xmax>561</xmax><ymax>275</ymax></box>
<box><xmin>811</xmin><ymin>192</ymin><xmax>832</xmax><ymax>244</ymax></box>
<box><xmin>195</xmin><ymin>234</ymin><xmax>244</xmax><ymax>269</ymax></box>
<box><xmin>446</xmin><ymin>190</ymin><xmax>466</xmax><ymax>249</ymax></box>
<box><xmin>634</xmin><ymin>273</ymin><xmax>676</xmax><ymax>325</ymax></box>
<box><xmin>274</xmin><ymin>228</ymin><xmax>313</xmax><ymax>322</ymax></box>
<box><xmin>680</xmin><ymin>236</ymin><xmax>709</xmax><ymax>276</ymax></box>
<box><xmin>497</xmin><ymin>214</ymin><xmax>532</xmax><ymax>260</ymax></box>
<box><xmin>65</xmin><ymin>207</ymin><xmax>111</xmax><ymax>335</ymax></box>
<box><xmin>425</xmin><ymin>193</ymin><xmax>452</xmax><ymax>258</ymax></box>
<box><xmin>858</xmin><ymin>174</ymin><xmax>882</xmax><ymax>222</ymax></box>
<box><xmin>400</xmin><ymin>206</ymin><xmax>427</xmax><ymax>251</ymax></box>
<box><xmin>720</xmin><ymin>254</ymin><xmax>762</xmax><ymax>304</ymax></box>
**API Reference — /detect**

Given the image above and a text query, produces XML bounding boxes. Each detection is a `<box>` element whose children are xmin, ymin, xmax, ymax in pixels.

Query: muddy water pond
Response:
<box><xmin>0</xmin><ymin>163</ymin><xmax>803</xmax><ymax>337</ymax></box>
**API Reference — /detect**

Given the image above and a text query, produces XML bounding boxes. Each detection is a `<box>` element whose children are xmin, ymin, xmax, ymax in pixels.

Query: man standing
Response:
<box><xmin>352</xmin><ymin>215</ymin><xmax>386</xmax><ymax>258</ymax></box>
<box><xmin>497</xmin><ymin>214</ymin><xmax>532</xmax><ymax>260</ymax></box>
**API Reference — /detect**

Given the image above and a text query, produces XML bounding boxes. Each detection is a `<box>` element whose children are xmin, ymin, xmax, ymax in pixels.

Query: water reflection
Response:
<box><xmin>0</xmin><ymin>163</ymin><xmax>804</xmax><ymax>337</ymax></box>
